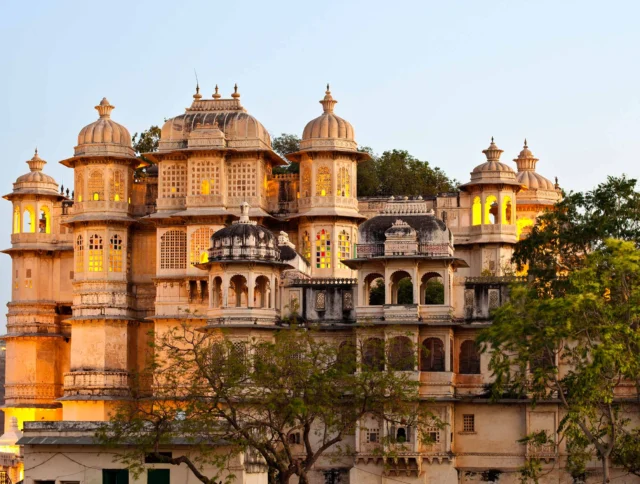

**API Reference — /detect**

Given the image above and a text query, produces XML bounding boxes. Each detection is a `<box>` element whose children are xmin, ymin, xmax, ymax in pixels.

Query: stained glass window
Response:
<box><xmin>315</xmin><ymin>229</ymin><xmax>331</xmax><ymax>269</ymax></box>
<box><xmin>316</xmin><ymin>166</ymin><xmax>331</xmax><ymax>196</ymax></box>
<box><xmin>338</xmin><ymin>230</ymin><xmax>350</xmax><ymax>269</ymax></box>
<box><xmin>109</xmin><ymin>234</ymin><xmax>123</xmax><ymax>272</ymax></box>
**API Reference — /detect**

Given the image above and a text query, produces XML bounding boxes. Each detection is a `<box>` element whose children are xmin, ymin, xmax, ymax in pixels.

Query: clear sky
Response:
<box><xmin>1</xmin><ymin>0</ymin><xmax>639</xmax><ymax>329</ymax></box>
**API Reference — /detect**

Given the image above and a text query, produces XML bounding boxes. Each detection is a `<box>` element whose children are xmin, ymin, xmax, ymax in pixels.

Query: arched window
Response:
<box><xmin>39</xmin><ymin>206</ymin><xmax>51</xmax><ymax>234</ymax></box>
<box><xmin>111</xmin><ymin>170</ymin><xmax>125</xmax><ymax>201</ymax></box>
<box><xmin>88</xmin><ymin>170</ymin><xmax>104</xmax><ymax>201</ymax></box>
<box><xmin>76</xmin><ymin>235</ymin><xmax>84</xmax><ymax>273</ymax></box>
<box><xmin>191</xmin><ymin>160</ymin><xmax>219</xmax><ymax>196</ymax></box>
<box><xmin>161</xmin><ymin>163</ymin><xmax>187</xmax><ymax>198</ymax></box>
<box><xmin>22</xmin><ymin>206</ymin><xmax>35</xmax><ymax>233</ymax></box>
<box><xmin>316</xmin><ymin>166</ymin><xmax>331</xmax><ymax>196</ymax></box>
<box><xmin>391</xmin><ymin>270</ymin><xmax>413</xmax><ymax>304</ymax></box>
<box><xmin>421</xmin><ymin>272</ymin><xmax>444</xmax><ymax>305</ymax></box>
<box><xmin>366</xmin><ymin>273</ymin><xmax>385</xmax><ymax>305</ymax></box>
<box><xmin>338</xmin><ymin>166</ymin><xmax>350</xmax><ymax>197</ymax></box>
<box><xmin>212</xmin><ymin>276</ymin><xmax>223</xmax><ymax>308</ymax></box>
<box><xmin>190</xmin><ymin>227</ymin><xmax>214</xmax><ymax>265</ymax></box>
<box><xmin>420</xmin><ymin>338</ymin><xmax>444</xmax><ymax>372</ymax></box>
<box><xmin>301</xmin><ymin>164</ymin><xmax>311</xmax><ymax>197</ymax></box>
<box><xmin>13</xmin><ymin>207</ymin><xmax>20</xmax><ymax>233</ymax></box>
<box><xmin>75</xmin><ymin>172</ymin><xmax>84</xmax><ymax>202</ymax></box>
<box><xmin>301</xmin><ymin>231</ymin><xmax>311</xmax><ymax>261</ymax></box>
<box><xmin>388</xmin><ymin>336</ymin><xmax>414</xmax><ymax>371</ymax></box>
<box><xmin>229</xmin><ymin>275</ymin><xmax>248</xmax><ymax>307</ymax></box>
<box><xmin>459</xmin><ymin>340</ymin><xmax>481</xmax><ymax>374</ymax></box>
<box><xmin>337</xmin><ymin>341</ymin><xmax>356</xmax><ymax>374</ymax></box>
<box><xmin>109</xmin><ymin>234</ymin><xmax>123</xmax><ymax>272</ymax></box>
<box><xmin>254</xmin><ymin>276</ymin><xmax>271</xmax><ymax>308</ymax></box>
<box><xmin>485</xmin><ymin>195</ymin><xmax>498</xmax><ymax>224</ymax></box>
<box><xmin>160</xmin><ymin>230</ymin><xmax>187</xmax><ymax>270</ymax></box>
<box><xmin>88</xmin><ymin>234</ymin><xmax>104</xmax><ymax>272</ymax></box>
<box><xmin>338</xmin><ymin>230</ymin><xmax>351</xmax><ymax>269</ymax></box>
<box><xmin>362</xmin><ymin>337</ymin><xmax>385</xmax><ymax>372</ymax></box>
<box><xmin>315</xmin><ymin>229</ymin><xmax>331</xmax><ymax>269</ymax></box>
<box><xmin>502</xmin><ymin>196</ymin><xmax>512</xmax><ymax>225</ymax></box>
<box><xmin>472</xmin><ymin>196</ymin><xmax>481</xmax><ymax>226</ymax></box>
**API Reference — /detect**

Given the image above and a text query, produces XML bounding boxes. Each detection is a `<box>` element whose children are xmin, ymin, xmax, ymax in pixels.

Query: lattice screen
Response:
<box><xmin>160</xmin><ymin>230</ymin><xmax>187</xmax><ymax>269</ymax></box>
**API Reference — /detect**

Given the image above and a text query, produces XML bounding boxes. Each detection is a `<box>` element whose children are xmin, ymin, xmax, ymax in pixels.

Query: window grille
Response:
<box><xmin>365</xmin><ymin>428</ymin><xmax>380</xmax><ymax>443</ymax></box>
<box><xmin>75</xmin><ymin>171</ymin><xmax>84</xmax><ymax>202</ymax></box>
<box><xmin>301</xmin><ymin>164</ymin><xmax>311</xmax><ymax>197</ymax></box>
<box><xmin>463</xmin><ymin>414</ymin><xmax>475</xmax><ymax>432</ymax></box>
<box><xmin>425</xmin><ymin>426</ymin><xmax>440</xmax><ymax>444</ymax></box>
<box><xmin>338</xmin><ymin>230</ymin><xmax>350</xmax><ymax>269</ymax></box>
<box><xmin>388</xmin><ymin>336</ymin><xmax>414</xmax><ymax>371</ymax></box>
<box><xmin>420</xmin><ymin>338</ymin><xmax>445</xmax><ymax>371</ymax></box>
<box><xmin>160</xmin><ymin>230</ymin><xmax>187</xmax><ymax>270</ymax></box>
<box><xmin>26</xmin><ymin>269</ymin><xmax>32</xmax><ymax>278</ymax></box>
<box><xmin>316</xmin><ymin>166</ymin><xmax>331</xmax><ymax>196</ymax></box>
<box><xmin>315</xmin><ymin>229</ymin><xmax>331</xmax><ymax>269</ymax></box>
<box><xmin>362</xmin><ymin>338</ymin><xmax>385</xmax><ymax>371</ymax></box>
<box><xmin>88</xmin><ymin>234</ymin><xmax>103</xmax><ymax>272</ymax></box>
<box><xmin>459</xmin><ymin>340</ymin><xmax>481</xmax><ymax>374</ymax></box>
<box><xmin>110</xmin><ymin>170</ymin><xmax>125</xmax><ymax>201</ymax></box>
<box><xmin>109</xmin><ymin>234</ymin><xmax>123</xmax><ymax>272</ymax></box>
<box><xmin>190</xmin><ymin>227</ymin><xmax>214</xmax><ymax>264</ymax></box>
<box><xmin>337</xmin><ymin>166</ymin><xmax>350</xmax><ymax>197</ymax></box>
<box><xmin>76</xmin><ymin>235</ymin><xmax>84</xmax><ymax>272</ymax></box>
<box><xmin>227</xmin><ymin>162</ymin><xmax>256</xmax><ymax>197</ymax></box>
<box><xmin>301</xmin><ymin>231</ymin><xmax>311</xmax><ymax>261</ymax></box>
<box><xmin>161</xmin><ymin>163</ymin><xmax>187</xmax><ymax>198</ymax></box>
<box><xmin>191</xmin><ymin>160</ymin><xmax>220</xmax><ymax>195</ymax></box>
<box><xmin>315</xmin><ymin>291</ymin><xmax>326</xmax><ymax>311</ymax></box>
<box><xmin>88</xmin><ymin>169</ymin><xmax>104</xmax><ymax>201</ymax></box>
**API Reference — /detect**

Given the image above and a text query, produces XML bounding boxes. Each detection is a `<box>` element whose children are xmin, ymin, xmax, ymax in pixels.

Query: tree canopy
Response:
<box><xmin>97</xmin><ymin>324</ymin><xmax>437</xmax><ymax>484</ymax></box>
<box><xmin>132</xmin><ymin>126</ymin><xmax>161</xmax><ymax>157</ymax></box>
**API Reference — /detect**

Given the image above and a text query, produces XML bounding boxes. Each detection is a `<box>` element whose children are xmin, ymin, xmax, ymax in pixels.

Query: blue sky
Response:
<box><xmin>1</xmin><ymin>0</ymin><xmax>639</xmax><ymax>328</ymax></box>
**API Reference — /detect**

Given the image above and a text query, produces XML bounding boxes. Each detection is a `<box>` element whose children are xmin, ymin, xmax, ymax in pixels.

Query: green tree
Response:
<box><xmin>356</xmin><ymin>146</ymin><xmax>380</xmax><ymax>197</ymax></box>
<box><xmin>479</xmin><ymin>239</ymin><xmax>640</xmax><ymax>483</ymax></box>
<box><xmin>513</xmin><ymin>175</ymin><xmax>640</xmax><ymax>288</ymax></box>
<box><xmin>97</xmin><ymin>325</ymin><xmax>438</xmax><ymax>484</ymax></box>
<box><xmin>132</xmin><ymin>125</ymin><xmax>161</xmax><ymax>157</ymax></box>
<box><xmin>272</xmin><ymin>133</ymin><xmax>300</xmax><ymax>174</ymax></box>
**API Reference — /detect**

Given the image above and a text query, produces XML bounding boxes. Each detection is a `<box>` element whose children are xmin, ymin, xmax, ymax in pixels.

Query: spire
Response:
<box><xmin>231</xmin><ymin>83</ymin><xmax>240</xmax><ymax>99</ymax></box>
<box><xmin>513</xmin><ymin>139</ymin><xmax>538</xmax><ymax>172</ymax></box>
<box><xmin>482</xmin><ymin>137</ymin><xmax>504</xmax><ymax>162</ymax></box>
<box><xmin>320</xmin><ymin>84</ymin><xmax>338</xmax><ymax>113</ymax></box>
<box><xmin>193</xmin><ymin>83</ymin><xmax>202</xmax><ymax>100</ymax></box>
<box><xmin>27</xmin><ymin>148</ymin><xmax>46</xmax><ymax>172</ymax></box>
<box><xmin>238</xmin><ymin>202</ymin><xmax>251</xmax><ymax>224</ymax></box>
<box><xmin>95</xmin><ymin>98</ymin><xmax>115</xmax><ymax>118</ymax></box>
<box><xmin>213</xmin><ymin>84</ymin><xmax>221</xmax><ymax>99</ymax></box>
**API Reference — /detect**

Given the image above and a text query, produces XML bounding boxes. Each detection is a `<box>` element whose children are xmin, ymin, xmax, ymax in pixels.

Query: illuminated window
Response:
<box><xmin>301</xmin><ymin>163</ymin><xmax>311</xmax><ymax>197</ymax></box>
<box><xmin>472</xmin><ymin>196</ymin><xmax>481</xmax><ymax>226</ymax></box>
<box><xmin>160</xmin><ymin>230</ymin><xmax>187</xmax><ymax>270</ymax></box>
<box><xmin>161</xmin><ymin>163</ymin><xmax>187</xmax><ymax>198</ymax></box>
<box><xmin>301</xmin><ymin>231</ymin><xmax>311</xmax><ymax>261</ymax></box>
<box><xmin>485</xmin><ymin>195</ymin><xmax>498</xmax><ymax>224</ymax></box>
<box><xmin>315</xmin><ymin>229</ymin><xmax>331</xmax><ymax>269</ymax></box>
<box><xmin>88</xmin><ymin>169</ymin><xmax>104</xmax><ymax>201</ymax></box>
<box><xmin>338</xmin><ymin>166</ymin><xmax>350</xmax><ymax>197</ymax></box>
<box><xmin>109</xmin><ymin>234</ymin><xmax>123</xmax><ymax>272</ymax></box>
<box><xmin>111</xmin><ymin>170</ymin><xmax>125</xmax><ymax>201</ymax></box>
<box><xmin>75</xmin><ymin>172</ymin><xmax>84</xmax><ymax>202</ymax></box>
<box><xmin>22</xmin><ymin>206</ymin><xmax>35</xmax><ymax>233</ymax></box>
<box><xmin>76</xmin><ymin>235</ymin><xmax>84</xmax><ymax>272</ymax></box>
<box><xmin>88</xmin><ymin>234</ymin><xmax>104</xmax><ymax>272</ymax></box>
<box><xmin>190</xmin><ymin>227</ymin><xmax>214</xmax><ymax>265</ymax></box>
<box><xmin>227</xmin><ymin>162</ymin><xmax>257</xmax><ymax>197</ymax></box>
<box><xmin>316</xmin><ymin>166</ymin><xmax>331</xmax><ymax>196</ymax></box>
<box><xmin>191</xmin><ymin>160</ymin><xmax>219</xmax><ymax>196</ymax></box>
<box><xmin>517</xmin><ymin>217</ymin><xmax>534</xmax><ymax>240</ymax></box>
<box><xmin>13</xmin><ymin>206</ymin><xmax>20</xmax><ymax>233</ymax></box>
<box><xmin>39</xmin><ymin>206</ymin><xmax>51</xmax><ymax>234</ymax></box>
<box><xmin>338</xmin><ymin>230</ymin><xmax>350</xmax><ymax>269</ymax></box>
<box><xmin>502</xmin><ymin>196</ymin><xmax>512</xmax><ymax>225</ymax></box>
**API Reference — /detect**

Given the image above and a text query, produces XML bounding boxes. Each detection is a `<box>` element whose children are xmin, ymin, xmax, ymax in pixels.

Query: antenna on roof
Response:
<box><xmin>194</xmin><ymin>69</ymin><xmax>199</xmax><ymax>88</ymax></box>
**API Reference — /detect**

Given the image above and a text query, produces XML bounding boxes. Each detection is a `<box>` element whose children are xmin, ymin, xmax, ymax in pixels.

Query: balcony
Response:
<box><xmin>468</xmin><ymin>224</ymin><xmax>517</xmax><ymax>243</ymax></box>
<box><xmin>205</xmin><ymin>307</ymin><xmax>279</xmax><ymax>326</ymax></box>
<box><xmin>419</xmin><ymin>371</ymin><xmax>455</xmax><ymax>397</ymax></box>
<box><xmin>526</xmin><ymin>442</ymin><xmax>557</xmax><ymax>462</ymax></box>
<box><xmin>63</xmin><ymin>370</ymin><xmax>129</xmax><ymax>397</ymax></box>
<box><xmin>4</xmin><ymin>383</ymin><xmax>63</xmax><ymax>405</ymax></box>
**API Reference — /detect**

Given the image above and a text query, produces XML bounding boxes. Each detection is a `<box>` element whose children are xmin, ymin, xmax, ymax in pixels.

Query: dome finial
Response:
<box><xmin>193</xmin><ymin>83</ymin><xmax>202</xmax><ymax>100</ymax></box>
<box><xmin>320</xmin><ymin>84</ymin><xmax>337</xmax><ymax>113</ymax></box>
<box><xmin>232</xmin><ymin>83</ymin><xmax>240</xmax><ymax>99</ymax></box>
<box><xmin>513</xmin><ymin>139</ymin><xmax>538</xmax><ymax>172</ymax></box>
<box><xmin>95</xmin><ymin>98</ymin><xmax>115</xmax><ymax>118</ymax></box>
<box><xmin>27</xmin><ymin>149</ymin><xmax>46</xmax><ymax>172</ymax></box>
<box><xmin>524</xmin><ymin>138</ymin><xmax>528</xmax><ymax>148</ymax></box>
<box><xmin>482</xmin><ymin>137</ymin><xmax>504</xmax><ymax>162</ymax></box>
<box><xmin>213</xmin><ymin>84</ymin><xmax>221</xmax><ymax>99</ymax></box>
<box><xmin>239</xmin><ymin>202</ymin><xmax>250</xmax><ymax>223</ymax></box>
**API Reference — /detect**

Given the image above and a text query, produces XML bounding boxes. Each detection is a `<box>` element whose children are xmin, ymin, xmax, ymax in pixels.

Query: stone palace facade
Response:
<box><xmin>4</xmin><ymin>85</ymin><xmax>632</xmax><ymax>484</ymax></box>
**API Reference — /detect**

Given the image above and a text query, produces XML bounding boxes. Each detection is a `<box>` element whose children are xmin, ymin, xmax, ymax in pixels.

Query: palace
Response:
<box><xmin>3</xmin><ymin>85</ymin><xmax>629</xmax><ymax>484</ymax></box>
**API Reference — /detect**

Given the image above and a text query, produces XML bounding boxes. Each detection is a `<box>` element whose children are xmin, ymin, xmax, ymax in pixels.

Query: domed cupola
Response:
<box><xmin>513</xmin><ymin>139</ymin><xmax>556</xmax><ymax>191</ymax></box>
<box><xmin>299</xmin><ymin>85</ymin><xmax>357</xmax><ymax>152</ymax></box>
<box><xmin>461</xmin><ymin>138</ymin><xmax>522</xmax><ymax>190</ymax></box>
<box><xmin>12</xmin><ymin>150</ymin><xmax>60</xmax><ymax>196</ymax></box>
<box><xmin>73</xmin><ymin>98</ymin><xmax>135</xmax><ymax>158</ymax></box>
<box><xmin>209</xmin><ymin>203</ymin><xmax>280</xmax><ymax>261</ymax></box>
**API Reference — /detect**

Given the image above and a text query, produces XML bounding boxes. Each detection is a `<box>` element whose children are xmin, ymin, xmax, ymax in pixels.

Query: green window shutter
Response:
<box><xmin>148</xmin><ymin>469</ymin><xmax>171</xmax><ymax>484</ymax></box>
<box><xmin>103</xmin><ymin>470</ymin><xmax>129</xmax><ymax>484</ymax></box>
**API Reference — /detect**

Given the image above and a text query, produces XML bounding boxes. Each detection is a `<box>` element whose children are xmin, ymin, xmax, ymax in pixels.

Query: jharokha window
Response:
<box><xmin>161</xmin><ymin>163</ymin><xmax>187</xmax><ymax>198</ymax></box>
<box><xmin>316</xmin><ymin>166</ymin><xmax>331</xmax><ymax>196</ymax></box>
<box><xmin>75</xmin><ymin>172</ymin><xmax>84</xmax><ymax>202</ymax></box>
<box><xmin>88</xmin><ymin>169</ymin><xmax>104</xmax><ymax>201</ymax></box>
<box><xmin>88</xmin><ymin>234</ymin><xmax>104</xmax><ymax>272</ymax></box>
<box><xmin>190</xmin><ymin>227</ymin><xmax>214</xmax><ymax>264</ymax></box>
<box><xmin>315</xmin><ymin>229</ymin><xmax>331</xmax><ymax>269</ymax></box>
<box><xmin>337</xmin><ymin>166</ymin><xmax>350</xmax><ymax>197</ymax></box>
<box><xmin>110</xmin><ymin>170</ymin><xmax>125</xmax><ymax>201</ymax></box>
<box><xmin>76</xmin><ymin>235</ymin><xmax>84</xmax><ymax>273</ymax></box>
<box><xmin>228</xmin><ymin>162</ymin><xmax>257</xmax><ymax>198</ymax></box>
<box><xmin>191</xmin><ymin>160</ymin><xmax>220</xmax><ymax>196</ymax></box>
<box><xmin>301</xmin><ymin>231</ymin><xmax>311</xmax><ymax>261</ymax></box>
<box><xmin>109</xmin><ymin>234</ymin><xmax>123</xmax><ymax>272</ymax></box>
<box><xmin>160</xmin><ymin>230</ymin><xmax>187</xmax><ymax>270</ymax></box>
<box><xmin>338</xmin><ymin>230</ymin><xmax>351</xmax><ymax>269</ymax></box>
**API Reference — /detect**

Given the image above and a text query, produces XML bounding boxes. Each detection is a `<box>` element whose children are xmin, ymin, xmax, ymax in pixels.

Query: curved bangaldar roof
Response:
<box><xmin>158</xmin><ymin>84</ymin><xmax>274</xmax><ymax>155</ymax></box>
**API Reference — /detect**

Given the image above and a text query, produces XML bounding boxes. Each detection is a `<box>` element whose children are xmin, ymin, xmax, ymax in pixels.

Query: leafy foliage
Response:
<box><xmin>480</xmin><ymin>239</ymin><xmax>640</xmax><ymax>483</ymax></box>
<box><xmin>132</xmin><ymin>126</ymin><xmax>161</xmax><ymax>156</ymax></box>
<box><xmin>272</xmin><ymin>134</ymin><xmax>300</xmax><ymax>174</ymax></box>
<box><xmin>97</xmin><ymin>324</ymin><xmax>438</xmax><ymax>484</ymax></box>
